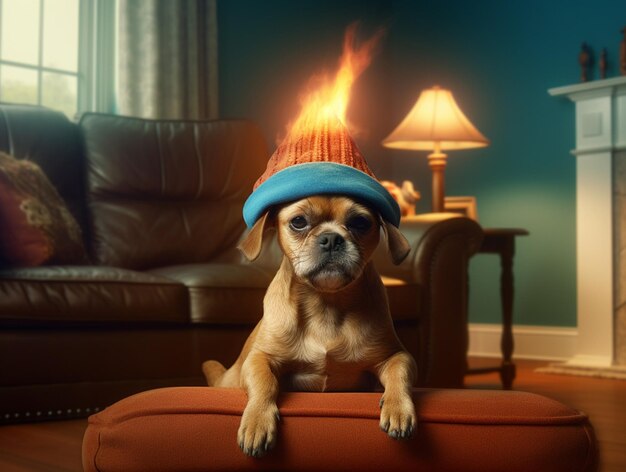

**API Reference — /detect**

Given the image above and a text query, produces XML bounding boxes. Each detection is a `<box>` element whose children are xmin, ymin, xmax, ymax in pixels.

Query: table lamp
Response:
<box><xmin>382</xmin><ymin>86</ymin><xmax>489</xmax><ymax>212</ymax></box>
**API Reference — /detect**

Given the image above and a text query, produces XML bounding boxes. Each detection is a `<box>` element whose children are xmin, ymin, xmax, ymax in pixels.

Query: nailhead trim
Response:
<box><xmin>1</xmin><ymin>406</ymin><xmax>101</xmax><ymax>424</ymax></box>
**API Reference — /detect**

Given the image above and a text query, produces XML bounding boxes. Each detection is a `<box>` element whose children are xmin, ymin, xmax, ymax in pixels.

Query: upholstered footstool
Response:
<box><xmin>82</xmin><ymin>387</ymin><xmax>598</xmax><ymax>472</ymax></box>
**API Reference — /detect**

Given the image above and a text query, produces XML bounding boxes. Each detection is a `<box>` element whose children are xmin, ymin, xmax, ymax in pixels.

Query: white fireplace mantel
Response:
<box><xmin>549</xmin><ymin>76</ymin><xmax>626</xmax><ymax>367</ymax></box>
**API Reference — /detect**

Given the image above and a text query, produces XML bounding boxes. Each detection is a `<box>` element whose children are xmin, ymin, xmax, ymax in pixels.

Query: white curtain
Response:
<box><xmin>117</xmin><ymin>0</ymin><xmax>218</xmax><ymax>120</ymax></box>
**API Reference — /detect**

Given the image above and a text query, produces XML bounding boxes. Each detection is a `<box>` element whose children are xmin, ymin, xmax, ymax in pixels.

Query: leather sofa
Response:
<box><xmin>0</xmin><ymin>103</ymin><xmax>483</xmax><ymax>423</ymax></box>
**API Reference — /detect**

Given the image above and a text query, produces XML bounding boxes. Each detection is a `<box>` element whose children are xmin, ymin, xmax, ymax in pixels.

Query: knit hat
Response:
<box><xmin>242</xmin><ymin>114</ymin><xmax>400</xmax><ymax>228</ymax></box>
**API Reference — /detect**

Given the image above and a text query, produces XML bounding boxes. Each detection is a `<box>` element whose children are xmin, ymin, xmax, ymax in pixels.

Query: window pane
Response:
<box><xmin>0</xmin><ymin>65</ymin><xmax>38</xmax><ymax>104</ymax></box>
<box><xmin>43</xmin><ymin>0</ymin><xmax>79</xmax><ymax>71</ymax></box>
<box><xmin>41</xmin><ymin>72</ymin><xmax>77</xmax><ymax>118</ymax></box>
<box><xmin>0</xmin><ymin>0</ymin><xmax>41</xmax><ymax>66</ymax></box>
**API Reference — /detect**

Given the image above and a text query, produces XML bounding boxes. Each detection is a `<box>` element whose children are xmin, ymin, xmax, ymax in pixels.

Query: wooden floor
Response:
<box><xmin>0</xmin><ymin>358</ymin><xmax>624</xmax><ymax>471</ymax></box>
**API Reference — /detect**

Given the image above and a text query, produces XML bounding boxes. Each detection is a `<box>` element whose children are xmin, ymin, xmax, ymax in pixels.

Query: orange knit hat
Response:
<box><xmin>242</xmin><ymin>113</ymin><xmax>400</xmax><ymax>228</ymax></box>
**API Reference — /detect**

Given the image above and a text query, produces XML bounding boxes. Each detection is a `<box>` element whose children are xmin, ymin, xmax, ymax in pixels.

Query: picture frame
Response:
<box><xmin>444</xmin><ymin>196</ymin><xmax>478</xmax><ymax>221</ymax></box>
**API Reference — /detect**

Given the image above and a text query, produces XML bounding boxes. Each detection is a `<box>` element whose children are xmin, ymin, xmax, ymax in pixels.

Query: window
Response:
<box><xmin>0</xmin><ymin>0</ymin><xmax>115</xmax><ymax>119</ymax></box>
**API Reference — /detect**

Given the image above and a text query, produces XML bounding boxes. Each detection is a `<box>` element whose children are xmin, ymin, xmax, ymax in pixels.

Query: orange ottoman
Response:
<box><xmin>82</xmin><ymin>387</ymin><xmax>598</xmax><ymax>472</ymax></box>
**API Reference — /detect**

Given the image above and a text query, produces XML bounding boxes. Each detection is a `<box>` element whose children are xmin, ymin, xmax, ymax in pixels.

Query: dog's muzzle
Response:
<box><xmin>295</xmin><ymin>231</ymin><xmax>362</xmax><ymax>291</ymax></box>
<box><xmin>310</xmin><ymin>231</ymin><xmax>359</xmax><ymax>277</ymax></box>
<box><xmin>318</xmin><ymin>232</ymin><xmax>345</xmax><ymax>254</ymax></box>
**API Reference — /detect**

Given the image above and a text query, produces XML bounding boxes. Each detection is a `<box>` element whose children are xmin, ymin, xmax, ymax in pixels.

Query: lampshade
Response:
<box><xmin>382</xmin><ymin>86</ymin><xmax>489</xmax><ymax>151</ymax></box>
<box><xmin>382</xmin><ymin>85</ymin><xmax>489</xmax><ymax>214</ymax></box>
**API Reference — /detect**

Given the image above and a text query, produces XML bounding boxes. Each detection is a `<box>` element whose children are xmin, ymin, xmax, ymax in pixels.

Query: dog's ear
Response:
<box><xmin>238</xmin><ymin>212</ymin><xmax>274</xmax><ymax>261</ymax></box>
<box><xmin>382</xmin><ymin>220</ymin><xmax>411</xmax><ymax>265</ymax></box>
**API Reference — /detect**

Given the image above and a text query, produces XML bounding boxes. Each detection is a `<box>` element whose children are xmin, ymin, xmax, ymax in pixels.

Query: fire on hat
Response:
<box><xmin>242</xmin><ymin>25</ymin><xmax>400</xmax><ymax>228</ymax></box>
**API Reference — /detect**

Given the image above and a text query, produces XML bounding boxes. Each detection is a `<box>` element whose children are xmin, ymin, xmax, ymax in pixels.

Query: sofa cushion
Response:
<box><xmin>80</xmin><ymin>114</ymin><xmax>269</xmax><ymax>270</ymax></box>
<box><xmin>82</xmin><ymin>387</ymin><xmax>598</xmax><ymax>472</ymax></box>
<box><xmin>0</xmin><ymin>266</ymin><xmax>189</xmax><ymax>324</ymax></box>
<box><xmin>0</xmin><ymin>152</ymin><xmax>88</xmax><ymax>267</ymax></box>
<box><xmin>149</xmin><ymin>263</ymin><xmax>274</xmax><ymax>324</ymax></box>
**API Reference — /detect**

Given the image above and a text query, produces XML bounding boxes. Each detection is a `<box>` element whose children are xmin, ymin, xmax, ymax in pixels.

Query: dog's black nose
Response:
<box><xmin>318</xmin><ymin>232</ymin><xmax>344</xmax><ymax>252</ymax></box>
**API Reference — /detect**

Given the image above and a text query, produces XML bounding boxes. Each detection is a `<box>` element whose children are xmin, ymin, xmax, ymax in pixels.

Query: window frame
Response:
<box><xmin>0</xmin><ymin>0</ymin><xmax>115</xmax><ymax>117</ymax></box>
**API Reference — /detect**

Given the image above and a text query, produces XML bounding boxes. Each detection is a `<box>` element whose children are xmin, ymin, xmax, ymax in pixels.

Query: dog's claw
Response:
<box><xmin>240</xmin><ymin>434</ymin><xmax>274</xmax><ymax>458</ymax></box>
<box><xmin>241</xmin><ymin>441</ymin><xmax>270</xmax><ymax>458</ymax></box>
<box><xmin>380</xmin><ymin>420</ymin><xmax>390</xmax><ymax>433</ymax></box>
<box><xmin>250</xmin><ymin>447</ymin><xmax>263</xmax><ymax>458</ymax></box>
<box><xmin>387</xmin><ymin>425</ymin><xmax>413</xmax><ymax>440</ymax></box>
<box><xmin>383</xmin><ymin>423</ymin><xmax>411</xmax><ymax>439</ymax></box>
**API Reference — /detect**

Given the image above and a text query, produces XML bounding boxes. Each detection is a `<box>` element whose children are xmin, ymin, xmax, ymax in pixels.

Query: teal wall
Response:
<box><xmin>218</xmin><ymin>0</ymin><xmax>394</xmax><ymax>174</ymax></box>
<box><xmin>218</xmin><ymin>0</ymin><xmax>626</xmax><ymax>327</ymax></box>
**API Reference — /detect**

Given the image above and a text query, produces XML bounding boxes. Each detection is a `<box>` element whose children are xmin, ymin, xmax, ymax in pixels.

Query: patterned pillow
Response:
<box><xmin>0</xmin><ymin>151</ymin><xmax>88</xmax><ymax>266</ymax></box>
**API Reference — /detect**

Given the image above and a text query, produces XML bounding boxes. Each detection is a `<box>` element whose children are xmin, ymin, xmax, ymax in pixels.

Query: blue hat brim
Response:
<box><xmin>243</xmin><ymin>162</ymin><xmax>401</xmax><ymax>228</ymax></box>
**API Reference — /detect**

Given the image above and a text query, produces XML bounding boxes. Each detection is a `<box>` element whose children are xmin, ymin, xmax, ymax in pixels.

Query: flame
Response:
<box><xmin>284</xmin><ymin>23</ymin><xmax>384</xmax><ymax>140</ymax></box>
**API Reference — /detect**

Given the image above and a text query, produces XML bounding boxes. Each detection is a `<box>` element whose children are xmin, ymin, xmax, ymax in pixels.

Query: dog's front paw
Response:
<box><xmin>237</xmin><ymin>403</ymin><xmax>281</xmax><ymax>457</ymax></box>
<box><xmin>379</xmin><ymin>393</ymin><xmax>416</xmax><ymax>440</ymax></box>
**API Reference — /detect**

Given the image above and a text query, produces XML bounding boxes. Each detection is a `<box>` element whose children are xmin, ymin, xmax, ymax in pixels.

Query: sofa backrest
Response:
<box><xmin>80</xmin><ymin>113</ymin><xmax>269</xmax><ymax>269</ymax></box>
<box><xmin>0</xmin><ymin>103</ymin><xmax>90</xmax><ymax>243</ymax></box>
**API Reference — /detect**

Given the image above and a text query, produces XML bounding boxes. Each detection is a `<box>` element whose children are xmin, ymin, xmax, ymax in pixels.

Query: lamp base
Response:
<box><xmin>428</xmin><ymin>151</ymin><xmax>447</xmax><ymax>212</ymax></box>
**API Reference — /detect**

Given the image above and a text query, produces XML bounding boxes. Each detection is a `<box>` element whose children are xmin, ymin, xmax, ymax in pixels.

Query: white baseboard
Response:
<box><xmin>468</xmin><ymin>323</ymin><xmax>578</xmax><ymax>361</ymax></box>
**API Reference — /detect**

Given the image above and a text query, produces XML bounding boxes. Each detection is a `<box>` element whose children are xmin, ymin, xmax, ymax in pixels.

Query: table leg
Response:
<box><xmin>499</xmin><ymin>238</ymin><xmax>516</xmax><ymax>389</ymax></box>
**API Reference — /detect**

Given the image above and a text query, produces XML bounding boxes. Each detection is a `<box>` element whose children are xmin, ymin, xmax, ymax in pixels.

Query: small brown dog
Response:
<box><xmin>203</xmin><ymin>195</ymin><xmax>417</xmax><ymax>457</ymax></box>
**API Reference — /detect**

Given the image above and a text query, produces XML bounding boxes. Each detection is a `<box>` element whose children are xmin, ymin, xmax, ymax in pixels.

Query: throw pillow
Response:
<box><xmin>0</xmin><ymin>151</ymin><xmax>89</xmax><ymax>266</ymax></box>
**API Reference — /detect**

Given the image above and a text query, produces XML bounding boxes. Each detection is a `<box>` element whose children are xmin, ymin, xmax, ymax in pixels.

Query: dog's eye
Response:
<box><xmin>289</xmin><ymin>216</ymin><xmax>308</xmax><ymax>231</ymax></box>
<box><xmin>347</xmin><ymin>215</ymin><xmax>372</xmax><ymax>233</ymax></box>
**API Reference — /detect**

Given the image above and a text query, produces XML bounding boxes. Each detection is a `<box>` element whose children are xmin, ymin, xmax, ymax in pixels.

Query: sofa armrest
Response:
<box><xmin>374</xmin><ymin>213</ymin><xmax>483</xmax><ymax>388</ymax></box>
<box><xmin>374</xmin><ymin>213</ymin><xmax>483</xmax><ymax>283</ymax></box>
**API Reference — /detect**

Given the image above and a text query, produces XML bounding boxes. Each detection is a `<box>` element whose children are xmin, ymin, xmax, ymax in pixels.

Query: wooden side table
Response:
<box><xmin>466</xmin><ymin>228</ymin><xmax>529</xmax><ymax>389</ymax></box>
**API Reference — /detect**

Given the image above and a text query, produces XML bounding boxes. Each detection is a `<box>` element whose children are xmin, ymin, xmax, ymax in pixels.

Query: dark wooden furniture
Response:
<box><xmin>466</xmin><ymin>228</ymin><xmax>529</xmax><ymax>389</ymax></box>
